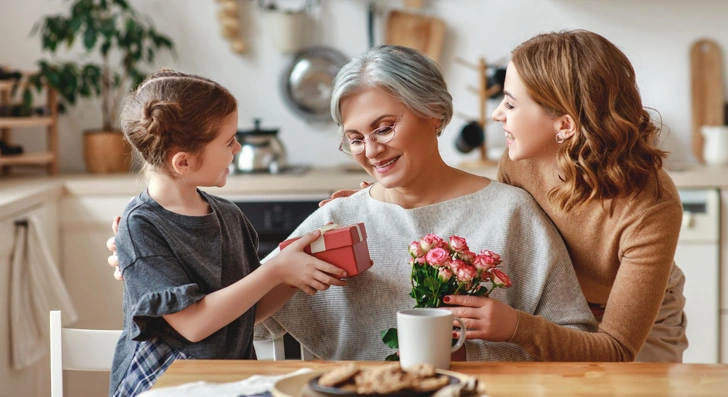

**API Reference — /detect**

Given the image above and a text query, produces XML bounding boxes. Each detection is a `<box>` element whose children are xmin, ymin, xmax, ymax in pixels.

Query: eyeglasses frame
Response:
<box><xmin>338</xmin><ymin>110</ymin><xmax>406</xmax><ymax>155</ymax></box>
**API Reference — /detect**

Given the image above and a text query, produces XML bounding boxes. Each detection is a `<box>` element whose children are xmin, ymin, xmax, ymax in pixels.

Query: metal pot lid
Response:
<box><xmin>238</xmin><ymin>118</ymin><xmax>279</xmax><ymax>135</ymax></box>
<box><xmin>280</xmin><ymin>46</ymin><xmax>350</xmax><ymax>122</ymax></box>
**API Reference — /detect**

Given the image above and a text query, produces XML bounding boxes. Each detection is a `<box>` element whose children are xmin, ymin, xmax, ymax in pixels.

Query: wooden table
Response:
<box><xmin>153</xmin><ymin>360</ymin><xmax>728</xmax><ymax>396</ymax></box>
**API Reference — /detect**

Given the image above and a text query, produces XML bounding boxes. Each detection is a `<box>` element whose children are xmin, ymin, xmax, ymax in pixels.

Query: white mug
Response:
<box><xmin>701</xmin><ymin>125</ymin><xmax>728</xmax><ymax>166</ymax></box>
<box><xmin>397</xmin><ymin>308</ymin><xmax>467</xmax><ymax>370</ymax></box>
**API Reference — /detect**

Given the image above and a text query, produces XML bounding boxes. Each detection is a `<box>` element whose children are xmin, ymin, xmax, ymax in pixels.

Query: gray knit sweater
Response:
<box><xmin>255</xmin><ymin>182</ymin><xmax>596</xmax><ymax>361</ymax></box>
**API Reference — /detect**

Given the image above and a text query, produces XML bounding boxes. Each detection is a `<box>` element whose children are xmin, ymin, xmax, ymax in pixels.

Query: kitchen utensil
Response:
<box><xmin>454</xmin><ymin>121</ymin><xmax>484</xmax><ymax>153</ymax></box>
<box><xmin>384</xmin><ymin>10</ymin><xmax>445</xmax><ymax>62</ymax></box>
<box><xmin>307</xmin><ymin>373</ymin><xmax>459</xmax><ymax>397</ymax></box>
<box><xmin>701</xmin><ymin>125</ymin><xmax>728</xmax><ymax>166</ymax></box>
<box><xmin>281</xmin><ymin>46</ymin><xmax>349</xmax><ymax>122</ymax></box>
<box><xmin>233</xmin><ymin>119</ymin><xmax>288</xmax><ymax>173</ymax></box>
<box><xmin>690</xmin><ymin>39</ymin><xmax>724</xmax><ymax>162</ymax></box>
<box><xmin>262</xmin><ymin>8</ymin><xmax>307</xmax><ymax>53</ymax></box>
<box><xmin>272</xmin><ymin>369</ymin><xmax>469</xmax><ymax>397</ymax></box>
<box><xmin>456</xmin><ymin>57</ymin><xmax>499</xmax><ymax>168</ymax></box>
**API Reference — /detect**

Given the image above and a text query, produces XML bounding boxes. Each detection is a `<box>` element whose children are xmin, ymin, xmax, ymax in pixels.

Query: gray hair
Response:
<box><xmin>330</xmin><ymin>45</ymin><xmax>453</xmax><ymax>136</ymax></box>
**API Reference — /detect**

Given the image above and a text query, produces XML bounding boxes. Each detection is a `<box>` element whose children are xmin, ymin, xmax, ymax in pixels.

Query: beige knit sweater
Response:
<box><xmin>498</xmin><ymin>153</ymin><xmax>683</xmax><ymax>361</ymax></box>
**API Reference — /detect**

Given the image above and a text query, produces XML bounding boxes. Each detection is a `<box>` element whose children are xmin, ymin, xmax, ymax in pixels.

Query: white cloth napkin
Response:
<box><xmin>138</xmin><ymin>368</ymin><xmax>313</xmax><ymax>397</ymax></box>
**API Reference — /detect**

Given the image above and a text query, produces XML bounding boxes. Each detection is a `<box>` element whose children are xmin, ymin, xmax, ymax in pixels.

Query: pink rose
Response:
<box><xmin>449</xmin><ymin>236</ymin><xmax>469</xmax><ymax>253</ymax></box>
<box><xmin>414</xmin><ymin>256</ymin><xmax>426</xmax><ymax>266</ymax></box>
<box><xmin>450</xmin><ymin>259</ymin><xmax>477</xmax><ymax>282</ymax></box>
<box><xmin>425</xmin><ymin>247</ymin><xmax>450</xmax><ymax>267</ymax></box>
<box><xmin>459</xmin><ymin>250</ymin><xmax>477</xmax><ymax>264</ymax></box>
<box><xmin>480</xmin><ymin>249</ymin><xmax>502</xmax><ymax>265</ymax></box>
<box><xmin>420</xmin><ymin>234</ymin><xmax>445</xmax><ymax>252</ymax></box>
<box><xmin>438</xmin><ymin>267</ymin><xmax>453</xmax><ymax>282</ymax></box>
<box><xmin>473</xmin><ymin>253</ymin><xmax>496</xmax><ymax>272</ymax></box>
<box><xmin>490</xmin><ymin>268</ymin><xmax>512</xmax><ymax>288</ymax></box>
<box><xmin>409</xmin><ymin>241</ymin><xmax>424</xmax><ymax>258</ymax></box>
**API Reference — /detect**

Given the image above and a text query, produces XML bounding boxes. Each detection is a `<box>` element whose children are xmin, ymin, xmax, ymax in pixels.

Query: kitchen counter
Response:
<box><xmin>1</xmin><ymin>164</ymin><xmax>727</xmax><ymax>218</ymax></box>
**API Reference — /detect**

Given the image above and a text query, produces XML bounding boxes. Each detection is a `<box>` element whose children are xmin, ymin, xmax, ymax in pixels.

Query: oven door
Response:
<box><xmin>226</xmin><ymin>193</ymin><xmax>329</xmax><ymax>259</ymax></box>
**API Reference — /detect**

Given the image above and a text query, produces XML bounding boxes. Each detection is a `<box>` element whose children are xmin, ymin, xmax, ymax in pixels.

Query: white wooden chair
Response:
<box><xmin>50</xmin><ymin>310</ymin><xmax>122</xmax><ymax>397</ymax></box>
<box><xmin>254</xmin><ymin>335</ymin><xmax>315</xmax><ymax>360</ymax></box>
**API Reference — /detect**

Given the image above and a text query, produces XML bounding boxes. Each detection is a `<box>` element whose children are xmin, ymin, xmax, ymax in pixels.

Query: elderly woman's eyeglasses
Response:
<box><xmin>338</xmin><ymin>110</ymin><xmax>405</xmax><ymax>155</ymax></box>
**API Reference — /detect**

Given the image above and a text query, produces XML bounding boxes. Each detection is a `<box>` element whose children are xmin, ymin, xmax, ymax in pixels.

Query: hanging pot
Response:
<box><xmin>280</xmin><ymin>46</ymin><xmax>349</xmax><ymax>122</ymax></box>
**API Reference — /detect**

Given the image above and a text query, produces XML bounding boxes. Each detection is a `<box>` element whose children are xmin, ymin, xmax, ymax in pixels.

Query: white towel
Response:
<box><xmin>9</xmin><ymin>215</ymin><xmax>78</xmax><ymax>369</ymax></box>
<box><xmin>138</xmin><ymin>368</ymin><xmax>313</xmax><ymax>397</ymax></box>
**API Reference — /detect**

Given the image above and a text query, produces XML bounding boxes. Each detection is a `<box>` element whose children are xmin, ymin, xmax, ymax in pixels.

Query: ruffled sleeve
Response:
<box><xmin>123</xmin><ymin>255</ymin><xmax>206</xmax><ymax>341</ymax></box>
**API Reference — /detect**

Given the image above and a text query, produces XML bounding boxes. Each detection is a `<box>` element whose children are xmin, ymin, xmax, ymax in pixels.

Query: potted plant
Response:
<box><xmin>23</xmin><ymin>0</ymin><xmax>174</xmax><ymax>173</ymax></box>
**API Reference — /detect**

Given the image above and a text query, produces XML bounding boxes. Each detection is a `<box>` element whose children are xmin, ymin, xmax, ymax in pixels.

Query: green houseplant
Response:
<box><xmin>24</xmin><ymin>0</ymin><xmax>174</xmax><ymax>173</ymax></box>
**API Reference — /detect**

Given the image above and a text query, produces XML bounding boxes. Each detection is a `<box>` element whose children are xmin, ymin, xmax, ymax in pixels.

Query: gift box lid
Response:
<box><xmin>280</xmin><ymin>223</ymin><xmax>367</xmax><ymax>252</ymax></box>
<box><xmin>315</xmin><ymin>223</ymin><xmax>367</xmax><ymax>250</ymax></box>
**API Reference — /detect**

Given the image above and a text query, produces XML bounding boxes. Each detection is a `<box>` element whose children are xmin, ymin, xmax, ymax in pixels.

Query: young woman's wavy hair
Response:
<box><xmin>120</xmin><ymin>69</ymin><xmax>237</xmax><ymax>176</ymax></box>
<box><xmin>511</xmin><ymin>30</ymin><xmax>667</xmax><ymax>213</ymax></box>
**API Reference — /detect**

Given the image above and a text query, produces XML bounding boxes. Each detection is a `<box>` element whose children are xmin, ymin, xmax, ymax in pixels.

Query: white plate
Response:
<box><xmin>271</xmin><ymin>368</ymin><xmax>468</xmax><ymax>397</ymax></box>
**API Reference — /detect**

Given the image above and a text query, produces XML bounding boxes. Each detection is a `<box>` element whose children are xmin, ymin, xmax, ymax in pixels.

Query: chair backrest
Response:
<box><xmin>253</xmin><ymin>335</ymin><xmax>315</xmax><ymax>360</ymax></box>
<box><xmin>50</xmin><ymin>311</ymin><xmax>123</xmax><ymax>397</ymax></box>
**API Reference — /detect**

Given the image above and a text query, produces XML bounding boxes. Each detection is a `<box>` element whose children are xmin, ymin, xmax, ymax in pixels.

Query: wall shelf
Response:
<box><xmin>0</xmin><ymin>151</ymin><xmax>55</xmax><ymax>166</ymax></box>
<box><xmin>0</xmin><ymin>116</ymin><xmax>54</xmax><ymax>128</ymax></box>
<box><xmin>0</xmin><ymin>75</ymin><xmax>59</xmax><ymax>175</ymax></box>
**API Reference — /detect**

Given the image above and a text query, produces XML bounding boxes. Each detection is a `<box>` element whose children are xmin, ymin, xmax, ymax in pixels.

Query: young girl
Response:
<box><xmin>109</xmin><ymin>69</ymin><xmax>347</xmax><ymax>396</ymax></box>
<box><xmin>445</xmin><ymin>30</ymin><xmax>686</xmax><ymax>362</ymax></box>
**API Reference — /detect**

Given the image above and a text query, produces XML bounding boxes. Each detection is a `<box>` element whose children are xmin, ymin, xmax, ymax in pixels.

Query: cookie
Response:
<box><xmin>411</xmin><ymin>375</ymin><xmax>450</xmax><ymax>392</ymax></box>
<box><xmin>404</xmin><ymin>363</ymin><xmax>436</xmax><ymax>378</ymax></box>
<box><xmin>318</xmin><ymin>363</ymin><xmax>360</xmax><ymax>387</ymax></box>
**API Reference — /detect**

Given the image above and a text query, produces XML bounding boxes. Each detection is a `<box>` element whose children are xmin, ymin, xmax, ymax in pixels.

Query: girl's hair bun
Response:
<box><xmin>141</xmin><ymin>100</ymin><xmax>182</xmax><ymax>138</ymax></box>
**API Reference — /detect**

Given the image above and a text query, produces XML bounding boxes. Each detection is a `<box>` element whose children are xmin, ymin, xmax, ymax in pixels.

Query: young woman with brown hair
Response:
<box><xmin>444</xmin><ymin>30</ymin><xmax>686</xmax><ymax>362</ymax></box>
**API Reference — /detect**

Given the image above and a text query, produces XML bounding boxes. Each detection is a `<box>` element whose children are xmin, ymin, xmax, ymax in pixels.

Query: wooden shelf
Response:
<box><xmin>0</xmin><ymin>75</ymin><xmax>58</xmax><ymax>175</ymax></box>
<box><xmin>0</xmin><ymin>152</ymin><xmax>54</xmax><ymax>166</ymax></box>
<box><xmin>0</xmin><ymin>116</ymin><xmax>54</xmax><ymax>128</ymax></box>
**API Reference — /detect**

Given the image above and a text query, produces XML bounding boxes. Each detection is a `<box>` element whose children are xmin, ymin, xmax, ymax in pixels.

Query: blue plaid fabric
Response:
<box><xmin>112</xmin><ymin>338</ymin><xmax>189</xmax><ymax>397</ymax></box>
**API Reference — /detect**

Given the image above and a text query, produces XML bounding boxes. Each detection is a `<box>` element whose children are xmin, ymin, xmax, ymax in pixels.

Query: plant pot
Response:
<box><xmin>83</xmin><ymin>130</ymin><xmax>133</xmax><ymax>174</ymax></box>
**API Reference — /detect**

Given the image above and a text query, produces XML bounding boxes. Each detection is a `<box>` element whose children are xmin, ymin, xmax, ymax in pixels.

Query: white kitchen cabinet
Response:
<box><xmin>674</xmin><ymin>189</ymin><xmax>720</xmax><ymax>363</ymax></box>
<box><xmin>0</xmin><ymin>200</ymin><xmax>58</xmax><ymax>397</ymax></box>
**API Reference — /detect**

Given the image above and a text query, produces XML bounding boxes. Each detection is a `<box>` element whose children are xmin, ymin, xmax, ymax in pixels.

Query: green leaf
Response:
<box><xmin>83</xmin><ymin>25</ymin><xmax>97</xmax><ymax>50</ymax></box>
<box><xmin>113</xmin><ymin>0</ymin><xmax>130</xmax><ymax>10</ymax></box>
<box><xmin>380</xmin><ymin>328</ymin><xmax>399</xmax><ymax>349</ymax></box>
<box><xmin>424</xmin><ymin>277</ymin><xmax>437</xmax><ymax>291</ymax></box>
<box><xmin>384</xmin><ymin>353</ymin><xmax>400</xmax><ymax>361</ymax></box>
<box><xmin>22</xmin><ymin>88</ymin><xmax>33</xmax><ymax>109</ymax></box>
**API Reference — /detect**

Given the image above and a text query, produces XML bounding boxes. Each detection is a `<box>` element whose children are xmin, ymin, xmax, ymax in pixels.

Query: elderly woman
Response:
<box><xmin>253</xmin><ymin>45</ymin><xmax>595</xmax><ymax>361</ymax></box>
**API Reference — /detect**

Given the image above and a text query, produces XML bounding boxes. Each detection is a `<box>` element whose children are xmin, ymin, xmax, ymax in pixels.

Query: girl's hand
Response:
<box><xmin>443</xmin><ymin>295</ymin><xmax>519</xmax><ymax>342</ymax></box>
<box><xmin>270</xmin><ymin>230</ymin><xmax>347</xmax><ymax>295</ymax></box>
<box><xmin>106</xmin><ymin>216</ymin><xmax>123</xmax><ymax>280</ymax></box>
<box><xmin>318</xmin><ymin>181</ymin><xmax>373</xmax><ymax>207</ymax></box>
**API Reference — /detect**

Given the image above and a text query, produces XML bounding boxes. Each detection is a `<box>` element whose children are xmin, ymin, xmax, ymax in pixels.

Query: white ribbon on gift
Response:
<box><xmin>310</xmin><ymin>223</ymin><xmax>364</xmax><ymax>253</ymax></box>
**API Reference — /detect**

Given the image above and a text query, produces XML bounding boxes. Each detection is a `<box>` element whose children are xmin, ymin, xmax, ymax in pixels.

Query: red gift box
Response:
<box><xmin>279</xmin><ymin>223</ymin><xmax>372</xmax><ymax>276</ymax></box>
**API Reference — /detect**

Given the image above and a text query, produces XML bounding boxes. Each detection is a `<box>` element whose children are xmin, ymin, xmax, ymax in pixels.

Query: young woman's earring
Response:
<box><xmin>555</xmin><ymin>133</ymin><xmax>565</xmax><ymax>144</ymax></box>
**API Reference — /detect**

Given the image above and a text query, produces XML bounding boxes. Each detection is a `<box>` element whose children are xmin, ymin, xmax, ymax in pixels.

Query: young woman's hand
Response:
<box><xmin>443</xmin><ymin>295</ymin><xmax>519</xmax><ymax>342</ymax></box>
<box><xmin>106</xmin><ymin>216</ymin><xmax>123</xmax><ymax>280</ymax></box>
<box><xmin>318</xmin><ymin>181</ymin><xmax>372</xmax><ymax>207</ymax></box>
<box><xmin>268</xmin><ymin>230</ymin><xmax>347</xmax><ymax>295</ymax></box>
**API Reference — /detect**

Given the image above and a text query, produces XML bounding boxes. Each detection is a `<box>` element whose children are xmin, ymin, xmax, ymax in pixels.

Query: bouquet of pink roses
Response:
<box><xmin>408</xmin><ymin>233</ymin><xmax>512</xmax><ymax>308</ymax></box>
<box><xmin>381</xmin><ymin>234</ymin><xmax>512</xmax><ymax>359</ymax></box>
